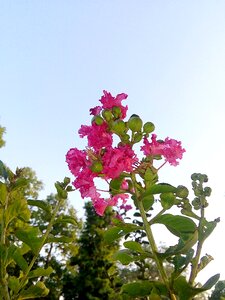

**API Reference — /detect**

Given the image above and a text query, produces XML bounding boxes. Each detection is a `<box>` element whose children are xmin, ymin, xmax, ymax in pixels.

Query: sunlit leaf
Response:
<box><xmin>12</xmin><ymin>247</ymin><xmax>29</xmax><ymax>272</ymax></box>
<box><xmin>0</xmin><ymin>182</ymin><xmax>7</xmax><ymax>204</ymax></box>
<box><xmin>27</xmin><ymin>267</ymin><xmax>53</xmax><ymax>279</ymax></box>
<box><xmin>19</xmin><ymin>281</ymin><xmax>49</xmax><ymax>299</ymax></box>
<box><xmin>15</xmin><ymin>227</ymin><xmax>43</xmax><ymax>255</ymax></box>
<box><xmin>6</xmin><ymin>195</ymin><xmax>30</xmax><ymax>224</ymax></box>
<box><xmin>8</xmin><ymin>276</ymin><xmax>20</xmax><ymax>292</ymax></box>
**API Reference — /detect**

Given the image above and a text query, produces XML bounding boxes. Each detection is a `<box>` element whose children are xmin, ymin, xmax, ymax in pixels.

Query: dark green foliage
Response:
<box><xmin>0</xmin><ymin>126</ymin><xmax>6</xmax><ymax>148</ymax></box>
<box><xmin>209</xmin><ymin>280</ymin><xmax>225</xmax><ymax>300</ymax></box>
<box><xmin>62</xmin><ymin>202</ymin><xmax>122</xmax><ymax>300</ymax></box>
<box><xmin>28</xmin><ymin>194</ymin><xmax>81</xmax><ymax>299</ymax></box>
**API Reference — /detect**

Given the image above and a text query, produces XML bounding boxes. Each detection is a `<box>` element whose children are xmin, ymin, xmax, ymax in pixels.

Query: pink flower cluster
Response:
<box><xmin>141</xmin><ymin>134</ymin><xmax>185</xmax><ymax>166</ymax></box>
<box><xmin>66</xmin><ymin>91</ymin><xmax>185</xmax><ymax>216</ymax></box>
<box><xmin>66</xmin><ymin>91</ymin><xmax>135</xmax><ymax>215</ymax></box>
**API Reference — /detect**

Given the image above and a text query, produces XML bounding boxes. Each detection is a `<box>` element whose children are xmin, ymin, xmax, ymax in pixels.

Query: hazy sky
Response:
<box><xmin>1</xmin><ymin>1</ymin><xmax>225</xmax><ymax>283</ymax></box>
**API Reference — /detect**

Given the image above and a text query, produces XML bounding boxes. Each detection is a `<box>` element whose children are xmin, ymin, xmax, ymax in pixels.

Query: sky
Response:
<box><xmin>1</xmin><ymin>0</ymin><xmax>225</xmax><ymax>285</ymax></box>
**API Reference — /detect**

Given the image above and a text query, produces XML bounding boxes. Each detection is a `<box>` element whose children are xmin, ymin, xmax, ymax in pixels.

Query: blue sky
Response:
<box><xmin>1</xmin><ymin>1</ymin><xmax>225</xmax><ymax>283</ymax></box>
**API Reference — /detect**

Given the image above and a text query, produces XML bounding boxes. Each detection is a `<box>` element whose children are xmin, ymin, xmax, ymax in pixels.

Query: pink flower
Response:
<box><xmin>120</xmin><ymin>204</ymin><xmax>132</xmax><ymax>211</ymax></box>
<box><xmin>92</xmin><ymin>193</ymin><xmax>129</xmax><ymax>216</ymax></box>
<box><xmin>141</xmin><ymin>134</ymin><xmax>185</xmax><ymax>166</ymax></box>
<box><xmin>66</xmin><ymin>148</ymin><xmax>89</xmax><ymax>176</ymax></box>
<box><xmin>89</xmin><ymin>106</ymin><xmax>102</xmax><ymax>116</ymax></box>
<box><xmin>163</xmin><ymin>137</ymin><xmax>185</xmax><ymax>166</ymax></box>
<box><xmin>73</xmin><ymin>168</ymin><xmax>100</xmax><ymax>200</ymax></box>
<box><xmin>79</xmin><ymin>122</ymin><xmax>113</xmax><ymax>151</ymax></box>
<box><xmin>93</xmin><ymin>198</ymin><xmax>109</xmax><ymax>216</ymax></box>
<box><xmin>112</xmin><ymin>193</ymin><xmax>129</xmax><ymax>204</ymax></box>
<box><xmin>102</xmin><ymin>145</ymin><xmax>138</xmax><ymax>179</ymax></box>
<box><xmin>141</xmin><ymin>134</ymin><xmax>164</xmax><ymax>157</ymax></box>
<box><xmin>100</xmin><ymin>90</ymin><xmax>128</xmax><ymax>119</ymax></box>
<box><xmin>121</xmin><ymin>179</ymin><xmax>129</xmax><ymax>190</ymax></box>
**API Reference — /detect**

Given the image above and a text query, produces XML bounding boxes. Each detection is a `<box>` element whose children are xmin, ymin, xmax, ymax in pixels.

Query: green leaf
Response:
<box><xmin>144</xmin><ymin>167</ymin><xmax>156</xmax><ymax>183</ymax></box>
<box><xmin>12</xmin><ymin>247</ymin><xmax>29</xmax><ymax>272</ymax></box>
<box><xmin>113</xmin><ymin>249</ymin><xmax>134</xmax><ymax>265</ymax></box>
<box><xmin>0</xmin><ymin>244</ymin><xmax>29</xmax><ymax>272</ymax></box>
<box><xmin>104</xmin><ymin>223</ymin><xmax>142</xmax><ymax>243</ymax></box>
<box><xmin>8</xmin><ymin>276</ymin><xmax>20</xmax><ymax>292</ymax></box>
<box><xmin>11</xmin><ymin>178</ymin><xmax>28</xmax><ymax>191</ymax></box>
<box><xmin>173</xmin><ymin>276</ymin><xmax>205</xmax><ymax>300</ymax></box>
<box><xmin>54</xmin><ymin>215</ymin><xmax>78</xmax><ymax>226</ymax></box>
<box><xmin>142</xmin><ymin>195</ymin><xmax>154</xmax><ymax>211</ymax></box>
<box><xmin>27</xmin><ymin>199</ymin><xmax>52</xmax><ymax>214</ymax></box>
<box><xmin>15</xmin><ymin>227</ymin><xmax>43</xmax><ymax>255</ymax></box>
<box><xmin>171</xmin><ymin>249</ymin><xmax>195</xmax><ymax>275</ymax></box>
<box><xmin>202</xmin><ymin>273</ymin><xmax>220</xmax><ymax>290</ymax></box>
<box><xmin>144</xmin><ymin>183</ymin><xmax>177</xmax><ymax>195</ymax></box>
<box><xmin>122</xmin><ymin>281</ymin><xmax>153</xmax><ymax>297</ymax></box>
<box><xmin>0</xmin><ymin>160</ymin><xmax>8</xmax><ymax>180</ymax></box>
<box><xmin>19</xmin><ymin>281</ymin><xmax>49</xmax><ymax>299</ymax></box>
<box><xmin>27</xmin><ymin>267</ymin><xmax>53</xmax><ymax>279</ymax></box>
<box><xmin>123</xmin><ymin>241</ymin><xmax>144</xmax><ymax>253</ymax></box>
<box><xmin>0</xmin><ymin>244</ymin><xmax>7</xmax><ymax>263</ymax></box>
<box><xmin>153</xmin><ymin>214</ymin><xmax>197</xmax><ymax>237</ymax></box>
<box><xmin>122</xmin><ymin>281</ymin><xmax>168</xmax><ymax>297</ymax></box>
<box><xmin>201</xmin><ymin>219</ymin><xmax>219</xmax><ymax>240</ymax></box>
<box><xmin>159</xmin><ymin>231</ymin><xmax>198</xmax><ymax>261</ymax></box>
<box><xmin>109</xmin><ymin>177</ymin><xmax>123</xmax><ymax>194</ymax></box>
<box><xmin>0</xmin><ymin>182</ymin><xmax>7</xmax><ymax>204</ymax></box>
<box><xmin>5</xmin><ymin>195</ymin><xmax>31</xmax><ymax>224</ymax></box>
<box><xmin>174</xmin><ymin>274</ymin><xmax>219</xmax><ymax>299</ymax></box>
<box><xmin>197</xmin><ymin>254</ymin><xmax>214</xmax><ymax>273</ymax></box>
<box><xmin>160</xmin><ymin>192</ymin><xmax>176</xmax><ymax>209</ymax></box>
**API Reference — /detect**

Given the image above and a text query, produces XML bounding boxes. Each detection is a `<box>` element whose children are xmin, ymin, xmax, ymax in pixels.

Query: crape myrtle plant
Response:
<box><xmin>0</xmin><ymin>126</ymin><xmax>79</xmax><ymax>300</ymax></box>
<box><xmin>66</xmin><ymin>91</ymin><xmax>220</xmax><ymax>300</ymax></box>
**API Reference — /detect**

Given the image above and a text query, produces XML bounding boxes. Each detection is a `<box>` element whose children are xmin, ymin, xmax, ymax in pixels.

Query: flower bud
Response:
<box><xmin>191</xmin><ymin>173</ymin><xmax>199</xmax><ymax>181</ymax></box>
<box><xmin>133</xmin><ymin>132</ymin><xmax>143</xmax><ymax>143</ymax></box>
<box><xmin>120</xmin><ymin>133</ymin><xmax>130</xmax><ymax>143</ymax></box>
<box><xmin>63</xmin><ymin>177</ymin><xmax>71</xmax><ymax>185</ymax></box>
<box><xmin>192</xmin><ymin>197</ymin><xmax>201</xmax><ymax>210</ymax></box>
<box><xmin>143</xmin><ymin>122</ymin><xmax>155</xmax><ymax>133</ymax></box>
<box><xmin>92</xmin><ymin>115</ymin><xmax>104</xmax><ymax>125</ymax></box>
<box><xmin>66</xmin><ymin>185</ymin><xmax>74</xmax><ymax>192</ymax></box>
<box><xmin>176</xmin><ymin>185</ymin><xmax>189</xmax><ymax>198</ymax></box>
<box><xmin>102</xmin><ymin>109</ymin><xmax>113</xmax><ymax>121</ymax></box>
<box><xmin>112</xmin><ymin>106</ymin><xmax>122</xmax><ymax>119</ymax></box>
<box><xmin>112</xmin><ymin>120</ymin><xmax>126</xmax><ymax>134</ymax></box>
<box><xmin>128</xmin><ymin>115</ymin><xmax>143</xmax><ymax>132</ymax></box>
<box><xmin>90</xmin><ymin>161</ymin><xmax>103</xmax><ymax>173</ymax></box>
<box><xmin>204</xmin><ymin>187</ymin><xmax>212</xmax><ymax>197</ymax></box>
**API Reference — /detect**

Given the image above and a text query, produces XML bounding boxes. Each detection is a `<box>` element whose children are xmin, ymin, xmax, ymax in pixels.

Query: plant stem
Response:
<box><xmin>131</xmin><ymin>173</ymin><xmax>176</xmax><ymax>299</ymax></box>
<box><xmin>189</xmin><ymin>202</ymin><xmax>205</xmax><ymax>284</ymax></box>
